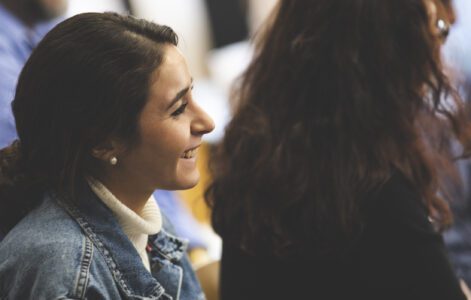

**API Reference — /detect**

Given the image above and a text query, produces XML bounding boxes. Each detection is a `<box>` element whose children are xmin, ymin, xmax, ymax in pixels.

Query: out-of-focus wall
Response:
<box><xmin>131</xmin><ymin>0</ymin><xmax>213</xmax><ymax>78</ymax></box>
<box><xmin>247</xmin><ymin>0</ymin><xmax>278</xmax><ymax>34</ymax></box>
<box><xmin>66</xmin><ymin>0</ymin><xmax>126</xmax><ymax>16</ymax></box>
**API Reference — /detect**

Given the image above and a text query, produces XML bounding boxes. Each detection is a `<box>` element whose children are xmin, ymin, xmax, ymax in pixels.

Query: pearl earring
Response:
<box><xmin>436</xmin><ymin>18</ymin><xmax>450</xmax><ymax>42</ymax></box>
<box><xmin>109</xmin><ymin>157</ymin><xmax>118</xmax><ymax>165</ymax></box>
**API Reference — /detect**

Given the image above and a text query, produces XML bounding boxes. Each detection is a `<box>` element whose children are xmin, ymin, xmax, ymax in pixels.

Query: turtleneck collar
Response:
<box><xmin>86</xmin><ymin>177</ymin><xmax>162</xmax><ymax>271</ymax></box>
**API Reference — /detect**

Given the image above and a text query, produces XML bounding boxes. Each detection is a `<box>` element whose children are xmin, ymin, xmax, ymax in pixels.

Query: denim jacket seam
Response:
<box><xmin>70</xmin><ymin>235</ymin><xmax>93</xmax><ymax>299</ymax></box>
<box><xmin>174</xmin><ymin>264</ymin><xmax>183</xmax><ymax>300</ymax></box>
<box><xmin>55</xmin><ymin>199</ymin><xmax>135</xmax><ymax>294</ymax></box>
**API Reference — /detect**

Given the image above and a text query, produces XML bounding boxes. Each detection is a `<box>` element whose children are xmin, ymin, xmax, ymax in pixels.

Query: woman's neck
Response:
<box><xmin>94</xmin><ymin>174</ymin><xmax>153</xmax><ymax>214</ymax></box>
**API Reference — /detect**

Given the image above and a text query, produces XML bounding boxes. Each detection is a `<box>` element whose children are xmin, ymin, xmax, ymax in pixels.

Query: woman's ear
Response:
<box><xmin>424</xmin><ymin>0</ymin><xmax>454</xmax><ymax>44</ymax></box>
<box><xmin>424</xmin><ymin>0</ymin><xmax>438</xmax><ymax>30</ymax></box>
<box><xmin>438</xmin><ymin>0</ymin><xmax>456</xmax><ymax>25</ymax></box>
<box><xmin>90</xmin><ymin>139</ymin><xmax>123</xmax><ymax>163</ymax></box>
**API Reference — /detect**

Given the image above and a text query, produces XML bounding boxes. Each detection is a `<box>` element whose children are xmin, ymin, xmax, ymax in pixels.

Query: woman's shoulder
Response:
<box><xmin>363</xmin><ymin>171</ymin><xmax>437</xmax><ymax>238</ymax></box>
<box><xmin>366</xmin><ymin>171</ymin><xmax>423</xmax><ymax>210</ymax></box>
<box><xmin>0</xmin><ymin>195</ymin><xmax>101</xmax><ymax>299</ymax></box>
<box><xmin>1</xmin><ymin>193</ymin><xmax>83</xmax><ymax>246</ymax></box>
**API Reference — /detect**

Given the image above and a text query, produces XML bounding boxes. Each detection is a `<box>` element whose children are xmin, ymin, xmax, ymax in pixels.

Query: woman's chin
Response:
<box><xmin>172</xmin><ymin>171</ymin><xmax>200</xmax><ymax>191</ymax></box>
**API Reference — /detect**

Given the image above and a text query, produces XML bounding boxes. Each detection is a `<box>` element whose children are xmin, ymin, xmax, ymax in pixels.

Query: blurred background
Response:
<box><xmin>1</xmin><ymin>0</ymin><xmax>471</xmax><ymax>298</ymax></box>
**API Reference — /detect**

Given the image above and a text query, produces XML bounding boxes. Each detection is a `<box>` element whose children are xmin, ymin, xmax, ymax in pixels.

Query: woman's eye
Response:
<box><xmin>171</xmin><ymin>102</ymin><xmax>188</xmax><ymax>117</ymax></box>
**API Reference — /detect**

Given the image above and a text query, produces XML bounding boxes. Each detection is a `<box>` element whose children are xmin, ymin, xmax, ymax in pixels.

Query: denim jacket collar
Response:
<box><xmin>149</xmin><ymin>229</ymin><xmax>188</xmax><ymax>263</ymax></box>
<box><xmin>52</xmin><ymin>182</ymin><xmax>188</xmax><ymax>299</ymax></box>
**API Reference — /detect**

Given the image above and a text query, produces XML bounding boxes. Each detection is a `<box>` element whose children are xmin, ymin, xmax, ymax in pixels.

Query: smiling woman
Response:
<box><xmin>0</xmin><ymin>12</ymin><xmax>213</xmax><ymax>299</ymax></box>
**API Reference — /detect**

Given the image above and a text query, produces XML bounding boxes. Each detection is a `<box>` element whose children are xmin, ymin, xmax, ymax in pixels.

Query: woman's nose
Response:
<box><xmin>191</xmin><ymin>103</ymin><xmax>215</xmax><ymax>136</ymax></box>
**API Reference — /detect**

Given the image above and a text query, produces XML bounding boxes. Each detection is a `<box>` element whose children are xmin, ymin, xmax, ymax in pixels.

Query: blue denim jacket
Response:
<box><xmin>0</xmin><ymin>184</ymin><xmax>205</xmax><ymax>300</ymax></box>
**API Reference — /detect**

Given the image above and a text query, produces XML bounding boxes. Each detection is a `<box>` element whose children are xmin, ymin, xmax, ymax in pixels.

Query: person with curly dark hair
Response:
<box><xmin>207</xmin><ymin>0</ymin><xmax>470</xmax><ymax>299</ymax></box>
<box><xmin>0</xmin><ymin>12</ymin><xmax>214</xmax><ymax>299</ymax></box>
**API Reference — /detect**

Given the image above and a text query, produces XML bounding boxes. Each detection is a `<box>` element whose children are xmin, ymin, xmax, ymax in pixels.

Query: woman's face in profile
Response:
<box><xmin>116</xmin><ymin>45</ymin><xmax>214</xmax><ymax>191</ymax></box>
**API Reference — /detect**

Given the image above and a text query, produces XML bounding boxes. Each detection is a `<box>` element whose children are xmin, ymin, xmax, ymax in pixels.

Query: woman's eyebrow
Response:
<box><xmin>166</xmin><ymin>78</ymin><xmax>194</xmax><ymax>110</ymax></box>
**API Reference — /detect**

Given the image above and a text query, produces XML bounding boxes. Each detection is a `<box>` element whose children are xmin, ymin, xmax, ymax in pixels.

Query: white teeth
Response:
<box><xmin>182</xmin><ymin>148</ymin><xmax>197</xmax><ymax>159</ymax></box>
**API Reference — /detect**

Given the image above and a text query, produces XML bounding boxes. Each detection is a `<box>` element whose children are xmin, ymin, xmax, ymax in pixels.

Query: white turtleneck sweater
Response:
<box><xmin>86</xmin><ymin>177</ymin><xmax>162</xmax><ymax>271</ymax></box>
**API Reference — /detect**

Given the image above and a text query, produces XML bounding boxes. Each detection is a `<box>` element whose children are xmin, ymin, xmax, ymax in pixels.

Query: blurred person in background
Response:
<box><xmin>0</xmin><ymin>12</ymin><xmax>214</xmax><ymax>299</ymax></box>
<box><xmin>0</xmin><ymin>0</ymin><xmax>67</xmax><ymax>149</ymax></box>
<box><xmin>442</xmin><ymin>0</ymin><xmax>471</xmax><ymax>286</ymax></box>
<box><xmin>207</xmin><ymin>0</ymin><xmax>471</xmax><ymax>299</ymax></box>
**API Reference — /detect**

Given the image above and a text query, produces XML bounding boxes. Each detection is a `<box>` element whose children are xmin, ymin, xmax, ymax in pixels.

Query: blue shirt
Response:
<box><xmin>154</xmin><ymin>190</ymin><xmax>208</xmax><ymax>250</ymax></box>
<box><xmin>0</xmin><ymin>4</ymin><xmax>57</xmax><ymax>148</ymax></box>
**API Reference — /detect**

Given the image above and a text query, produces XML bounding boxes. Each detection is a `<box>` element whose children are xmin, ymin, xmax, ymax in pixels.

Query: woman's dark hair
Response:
<box><xmin>207</xmin><ymin>0</ymin><xmax>471</xmax><ymax>257</ymax></box>
<box><xmin>0</xmin><ymin>12</ymin><xmax>178</xmax><ymax>234</ymax></box>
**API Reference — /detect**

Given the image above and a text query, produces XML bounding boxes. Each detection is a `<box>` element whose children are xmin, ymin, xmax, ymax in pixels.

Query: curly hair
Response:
<box><xmin>207</xmin><ymin>0</ymin><xmax>471</xmax><ymax>257</ymax></box>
